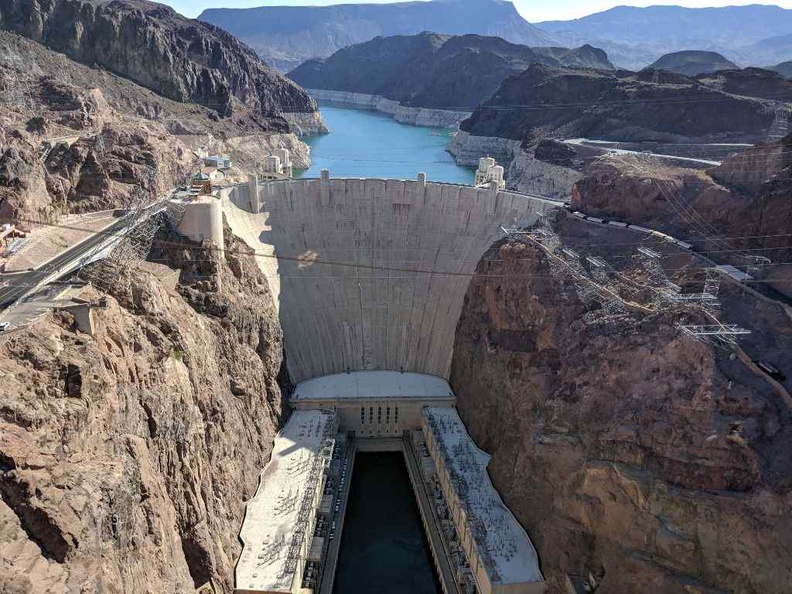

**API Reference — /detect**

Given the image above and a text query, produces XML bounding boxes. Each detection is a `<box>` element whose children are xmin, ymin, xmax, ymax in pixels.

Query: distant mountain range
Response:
<box><xmin>200</xmin><ymin>2</ymin><xmax>792</xmax><ymax>72</ymax></box>
<box><xmin>289</xmin><ymin>32</ymin><xmax>613</xmax><ymax>110</ymax></box>
<box><xmin>537</xmin><ymin>5</ymin><xmax>792</xmax><ymax>70</ymax></box>
<box><xmin>199</xmin><ymin>0</ymin><xmax>555</xmax><ymax>71</ymax></box>
<box><xmin>773</xmin><ymin>61</ymin><xmax>792</xmax><ymax>78</ymax></box>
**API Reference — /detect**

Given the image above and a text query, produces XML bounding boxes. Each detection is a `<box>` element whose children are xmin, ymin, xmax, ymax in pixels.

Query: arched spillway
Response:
<box><xmin>223</xmin><ymin>176</ymin><xmax>558</xmax><ymax>383</ymax></box>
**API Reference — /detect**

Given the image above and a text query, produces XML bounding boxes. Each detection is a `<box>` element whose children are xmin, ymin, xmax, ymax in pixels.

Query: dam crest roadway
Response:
<box><xmin>223</xmin><ymin>172</ymin><xmax>555</xmax><ymax>594</ymax></box>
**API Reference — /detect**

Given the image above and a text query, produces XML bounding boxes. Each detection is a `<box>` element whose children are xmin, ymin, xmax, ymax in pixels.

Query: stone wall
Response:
<box><xmin>307</xmin><ymin>89</ymin><xmax>471</xmax><ymax>128</ymax></box>
<box><xmin>223</xmin><ymin>177</ymin><xmax>558</xmax><ymax>383</ymax></box>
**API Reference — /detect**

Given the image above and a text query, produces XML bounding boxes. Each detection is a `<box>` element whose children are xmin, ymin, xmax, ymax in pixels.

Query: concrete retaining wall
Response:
<box><xmin>223</xmin><ymin>177</ymin><xmax>558</xmax><ymax>383</ymax></box>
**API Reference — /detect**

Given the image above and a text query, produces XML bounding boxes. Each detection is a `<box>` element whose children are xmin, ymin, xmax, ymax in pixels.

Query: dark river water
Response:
<box><xmin>297</xmin><ymin>105</ymin><xmax>474</xmax><ymax>184</ymax></box>
<box><xmin>333</xmin><ymin>452</ymin><xmax>440</xmax><ymax>594</ymax></box>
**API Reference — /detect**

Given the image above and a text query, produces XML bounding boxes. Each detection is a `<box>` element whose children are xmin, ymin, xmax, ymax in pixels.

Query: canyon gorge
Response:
<box><xmin>1</xmin><ymin>1</ymin><xmax>791</xmax><ymax>593</ymax></box>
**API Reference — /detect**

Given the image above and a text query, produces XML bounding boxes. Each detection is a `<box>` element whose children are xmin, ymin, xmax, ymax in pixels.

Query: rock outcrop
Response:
<box><xmin>695</xmin><ymin>67</ymin><xmax>792</xmax><ymax>102</ymax></box>
<box><xmin>450</xmin><ymin>218</ymin><xmax>792</xmax><ymax>594</ymax></box>
<box><xmin>572</xmin><ymin>134</ymin><xmax>792</xmax><ymax>266</ymax></box>
<box><xmin>0</xmin><ymin>26</ymin><xmax>319</xmax><ymax>223</ymax></box>
<box><xmin>460</xmin><ymin>64</ymin><xmax>783</xmax><ymax>144</ymax></box>
<box><xmin>646</xmin><ymin>50</ymin><xmax>738</xmax><ymax>76</ymax></box>
<box><xmin>289</xmin><ymin>32</ymin><xmax>613</xmax><ymax>112</ymax></box>
<box><xmin>0</xmin><ymin>227</ymin><xmax>287</xmax><ymax>593</ymax></box>
<box><xmin>200</xmin><ymin>0</ymin><xmax>557</xmax><ymax>71</ymax></box>
<box><xmin>0</xmin><ymin>0</ymin><xmax>320</xmax><ymax>130</ymax></box>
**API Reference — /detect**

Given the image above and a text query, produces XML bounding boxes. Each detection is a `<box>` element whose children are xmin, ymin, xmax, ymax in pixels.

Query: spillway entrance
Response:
<box><xmin>333</xmin><ymin>452</ymin><xmax>440</xmax><ymax>594</ymax></box>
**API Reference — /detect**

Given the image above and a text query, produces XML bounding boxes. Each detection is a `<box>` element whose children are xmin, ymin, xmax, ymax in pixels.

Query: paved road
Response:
<box><xmin>0</xmin><ymin>215</ymin><xmax>130</xmax><ymax>310</ymax></box>
<box><xmin>564</xmin><ymin>138</ymin><xmax>725</xmax><ymax>167</ymax></box>
<box><xmin>0</xmin><ymin>199</ymin><xmax>173</xmax><ymax>313</ymax></box>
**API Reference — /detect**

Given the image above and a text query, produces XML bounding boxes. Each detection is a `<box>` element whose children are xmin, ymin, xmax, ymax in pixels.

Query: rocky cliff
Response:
<box><xmin>450</xmin><ymin>217</ymin><xmax>792</xmax><ymax>593</ymax></box>
<box><xmin>460</xmin><ymin>63</ymin><xmax>783</xmax><ymax>144</ymax></box>
<box><xmin>289</xmin><ymin>32</ymin><xmax>613</xmax><ymax>111</ymax></box>
<box><xmin>647</xmin><ymin>50</ymin><xmax>738</xmax><ymax>76</ymax></box>
<box><xmin>0</xmin><ymin>24</ymin><xmax>319</xmax><ymax>224</ymax></box>
<box><xmin>572</xmin><ymin>134</ymin><xmax>792</xmax><ymax>267</ymax></box>
<box><xmin>0</xmin><ymin>225</ymin><xmax>288</xmax><ymax>593</ymax></box>
<box><xmin>0</xmin><ymin>0</ymin><xmax>320</xmax><ymax>129</ymax></box>
<box><xmin>200</xmin><ymin>0</ymin><xmax>557</xmax><ymax>72</ymax></box>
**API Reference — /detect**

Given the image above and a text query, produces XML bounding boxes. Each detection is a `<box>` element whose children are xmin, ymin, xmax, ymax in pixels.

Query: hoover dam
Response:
<box><xmin>218</xmin><ymin>172</ymin><xmax>557</xmax><ymax>594</ymax></box>
<box><xmin>222</xmin><ymin>173</ymin><xmax>557</xmax><ymax>382</ymax></box>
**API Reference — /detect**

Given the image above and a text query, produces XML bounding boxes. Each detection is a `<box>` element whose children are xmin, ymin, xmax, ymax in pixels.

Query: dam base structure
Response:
<box><xmin>223</xmin><ymin>173</ymin><xmax>557</xmax><ymax>594</ymax></box>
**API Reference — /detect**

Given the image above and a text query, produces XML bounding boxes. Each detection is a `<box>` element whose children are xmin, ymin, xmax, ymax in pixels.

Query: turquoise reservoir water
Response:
<box><xmin>297</xmin><ymin>105</ymin><xmax>474</xmax><ymax>184</ymax></box>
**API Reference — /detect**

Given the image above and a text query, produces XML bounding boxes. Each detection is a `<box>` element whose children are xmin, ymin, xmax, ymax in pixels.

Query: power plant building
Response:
<box><xmin>422</xmin><ymin>407</ymin><xmax>545</xmax><ymax>594</ymax></box>
<box><xmin>292</xmin><ymin>371</ymin><xmax>455</xmax><ymax>436</ymax></box>
<box><xmin>235</xmin><ymin>410</ymin><xmax>337</xmax><ymax>594</ymax></box>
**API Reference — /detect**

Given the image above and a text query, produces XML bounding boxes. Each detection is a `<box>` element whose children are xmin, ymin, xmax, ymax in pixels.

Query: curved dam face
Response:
<box><xmin>223</xmin><ymin>176</ymin><xmax>557</xmax><ymax>383</ymax></box>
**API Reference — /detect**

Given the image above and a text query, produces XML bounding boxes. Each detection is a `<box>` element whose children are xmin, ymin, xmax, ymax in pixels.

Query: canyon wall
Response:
<box><xmin>0</xmin><ymin>229</ymin><xmax>287</xmax><ymax>593</ymax></box>
<box><xmin>450</xmin><ymin>221</ymin><xmax>792</xmax><ymax>594</ymax></box>
<box><xmin>307</xmin><ymin>89</ymin><xmax>470</xmax><ymax>128</ymax></box>
<box><xmin>223</xmin><ymin>177</ymin><xmax>558</xmax><ymax>383</ymax></box>
<box><xmin>0</xmin><ymin>30</ymin><xmax>321</xmax><ymax>224</ymax></box>
<box><xmin>0</xmin><ymin>0</ymin><xmax>320</xmax><ymax>129</ymax></box>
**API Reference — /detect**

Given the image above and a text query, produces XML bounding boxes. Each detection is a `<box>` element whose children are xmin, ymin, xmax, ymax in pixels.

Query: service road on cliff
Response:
<box><xmin>0</xmin><ymin>199</ymin><xmax>172</xmax><ymax>324</ymax></box>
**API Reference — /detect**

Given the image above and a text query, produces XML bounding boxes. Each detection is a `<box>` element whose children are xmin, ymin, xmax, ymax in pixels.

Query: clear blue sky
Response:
<box><xmin>163</xmin><ymin>1</ymin><xmax>792</xmax><ymax>22</ymax></box>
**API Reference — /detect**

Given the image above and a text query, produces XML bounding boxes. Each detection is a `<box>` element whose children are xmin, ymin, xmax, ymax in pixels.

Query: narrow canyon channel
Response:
<box><xmin>297</xmin><ymin>104</ymin><xmax>474</xmax><ymax>183</ymax></box>
<box><xmin>332</xmin><ymin>452</ymin><xmax>441</xmax><ymax>594</ymax></box>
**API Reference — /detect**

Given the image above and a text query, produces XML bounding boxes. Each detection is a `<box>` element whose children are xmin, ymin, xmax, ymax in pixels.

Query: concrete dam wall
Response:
<box><xmin>223</xmin><ymin>176</ymin><xmax>558</xmax><ymax>383</ymax></box>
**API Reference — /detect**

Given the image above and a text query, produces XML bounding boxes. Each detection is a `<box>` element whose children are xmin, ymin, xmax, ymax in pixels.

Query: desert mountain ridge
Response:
<box><xmin>538</xmin><ymin>4</ymin><xmax>792</xmax><ymax>70</ymax></box>
<box><xmin>199</xmin><ymin>0</ymin><xmax>557</xmax><ymax>71</ymax></box>
<box><xmin>647</xmin><ymin>50</ymin><xmax>739</xmax><ymax>76</ymax></box>
<box><xmin>289</xmin><ymin>32</ymin><xmax>614</xmax><ymax>111</ymax></box>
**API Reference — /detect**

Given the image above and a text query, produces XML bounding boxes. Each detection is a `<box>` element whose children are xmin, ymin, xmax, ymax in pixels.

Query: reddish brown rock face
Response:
<box><xmin>571</xmin><ymin>134</ymin><xmax>792</xmax><ymax>267</ymax></box>
<box><xmin>450</xmin><ymin>237</ymin><xmax>792</xmax><ymax>594</ymax></box>
<box><xmin>0</xmin><ymin>232</ymin><xmax>287</xmax><ymax>592</ymax></box>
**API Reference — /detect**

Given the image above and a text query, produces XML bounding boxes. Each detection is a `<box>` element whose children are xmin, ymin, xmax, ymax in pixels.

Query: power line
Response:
<box><xmin>2</xmin><ymin>216</ymin><xmax>792</xmax><ymax>290</ymax></box>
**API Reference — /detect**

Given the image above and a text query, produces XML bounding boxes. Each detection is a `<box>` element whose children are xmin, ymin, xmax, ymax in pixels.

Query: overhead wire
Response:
<box><xmin>2</xmin><ymin>216</ymin><xmax>792</xmax><ymax>289</ymax></box>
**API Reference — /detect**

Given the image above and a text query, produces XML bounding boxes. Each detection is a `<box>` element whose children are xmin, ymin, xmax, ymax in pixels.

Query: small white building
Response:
<box><xmin>260</xmin><ymin>148</ymin><xmax>293</xmax><ymax>180</ymax></box>
<box><xmin>475</xmin><ymin>157</ymin><xmax>506</xmax><ymax>190</ymax></box>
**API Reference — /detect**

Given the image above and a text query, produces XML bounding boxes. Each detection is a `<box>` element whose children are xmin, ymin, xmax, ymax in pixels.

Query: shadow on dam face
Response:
<box><xmin>223</xmin><ymin>178</ymin><xmax>556</xmax><ymax>383</ymax></box>
<box><xmin>333</xmin><ymin>452</ymin><xmax>440</xmax><ymax>594</ymax></box>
